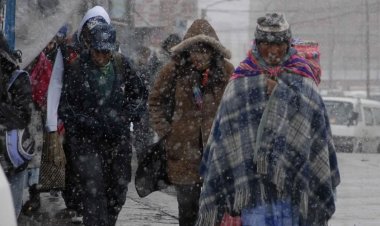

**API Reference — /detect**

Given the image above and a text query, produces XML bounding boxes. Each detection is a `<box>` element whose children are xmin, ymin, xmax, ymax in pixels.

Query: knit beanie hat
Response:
<box><xmin>161</xmin><ymin>33</ymin><xmax>181</xmax><ymax>53</ymax></box>
<box><xmin>254</xmin><ymin>13</ymin><xmax>292</xmax><ymax>43</ymax></box>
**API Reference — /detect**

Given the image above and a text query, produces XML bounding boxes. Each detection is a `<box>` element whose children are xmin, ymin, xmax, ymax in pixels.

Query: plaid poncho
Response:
<box><xmin>196</xmin><ymin>48</ymin><xmax>340</xmax><ymax>226</ymax></box>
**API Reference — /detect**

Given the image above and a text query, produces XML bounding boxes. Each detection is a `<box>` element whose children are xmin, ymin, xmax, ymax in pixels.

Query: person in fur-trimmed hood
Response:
<box><xmin>148</xmin><ymin>19</ymin><xmax>234</xmax><ymax>226</ymax></box>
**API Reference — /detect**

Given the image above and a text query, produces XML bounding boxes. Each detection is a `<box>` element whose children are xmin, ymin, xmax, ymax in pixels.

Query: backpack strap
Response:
<box><xmin>7</xmin><ymin>70</ymin><xmax>29</xmax><ymax>91</ymax></box>
<box><xmin>112</xmin><ymin>53</ymin><xmax>124</xmax><ymax>79</ymax></box>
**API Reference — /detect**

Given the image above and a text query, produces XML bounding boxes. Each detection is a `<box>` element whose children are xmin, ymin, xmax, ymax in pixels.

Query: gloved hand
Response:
<box><xmin>46</xmin><ymin>131</ymin><xmax>66</xmax><ymax>167</ymax></box>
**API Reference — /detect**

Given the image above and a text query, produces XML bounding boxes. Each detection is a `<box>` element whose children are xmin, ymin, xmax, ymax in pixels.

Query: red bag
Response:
<box><xmin>292</xmin><ymin>39</ymin><xmax>321</xmax><ymax>84</ymax></box>
<box><xmin>220</xmin><ymin>212</ymin><xmax>242</xmax><ymax>226</ymax></box>
<box><xmin>30</xmin><ymin>52</ymin><xmax>53</xmax><ymax>108</ymax></box>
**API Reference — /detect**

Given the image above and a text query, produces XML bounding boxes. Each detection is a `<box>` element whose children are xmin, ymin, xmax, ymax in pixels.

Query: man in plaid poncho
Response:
<box><xmin>196</xmin><ymin>13</ymin><xmax>340</xmax><ymax>226</ymax></box>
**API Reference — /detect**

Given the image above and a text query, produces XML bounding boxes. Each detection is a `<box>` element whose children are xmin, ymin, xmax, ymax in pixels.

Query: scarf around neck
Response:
<box><xmin>231</xmin><ymin>47</ymin><xmax>321</xmax><ymax>85</ymax></box>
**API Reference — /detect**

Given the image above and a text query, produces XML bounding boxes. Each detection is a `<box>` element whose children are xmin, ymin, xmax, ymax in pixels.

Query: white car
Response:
<box><xmin>323</xmin><ymin>96</ymin><xmax>380</xmax><ymax>153</ymax></box>
<box><xmin>0</xmin><ymin>167</ymin><xmax>17</xmax><ymax>226</ymax></box>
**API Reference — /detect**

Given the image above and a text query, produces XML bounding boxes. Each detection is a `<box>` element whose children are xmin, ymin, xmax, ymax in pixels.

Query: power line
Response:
<box><xmin>205</xmin><ymin>1</ymin><xmax>380</xmax><ymax>15</ymax></box>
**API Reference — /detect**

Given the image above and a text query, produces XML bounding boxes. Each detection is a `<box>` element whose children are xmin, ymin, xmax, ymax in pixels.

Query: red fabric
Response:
<box><xmin>67</xmin><ymin>50</ymin><xmax>78</xmax><ymax>65</ymax></box>
<box><xmin>30</xmin><ymin>52</ymin><xmax>53</xmax><ymax>108</ymax></box>
<box><xmin>293</xmin><ymin>40</ymin><xmax>321</xmax><ymax>83</ymax></box>
<box><xmin>220</xmin><ymin>213</ymin><xmax>242</xmax><ymax>226</ymax></box>
<box><xmin>202</xmin><ymin>68</ymin><xmax>210</xmax><ymax>87</ymax></box>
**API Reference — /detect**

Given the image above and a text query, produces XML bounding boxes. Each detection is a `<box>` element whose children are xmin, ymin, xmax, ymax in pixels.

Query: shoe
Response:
<box><xmin>21</xmin><ymin>198</ymin><xmax>41</xmax><ymax>216</ymax></box>
<box><xmin>71</xmin><ymin>213</ymin><xmax>83</xmax><ymax>224</ymax></box>
<box><xmin>21</xmin><ymin>187</ymin><xmax>41</xmax><ymax>216</ymax></box>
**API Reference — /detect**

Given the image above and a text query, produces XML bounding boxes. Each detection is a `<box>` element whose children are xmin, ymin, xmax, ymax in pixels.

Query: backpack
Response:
<box><xmin>3</xmin><ymin>70</ymin><xmax>43</xmax><ymax>172</ymax></box>
<box><xmin>30</xmin><ymin>52</ymin><xmax>53</xmax><ymax>108</ymax></box>
<box><xmin>292</xmin><ymin>39</ymin><xmax>321</xmax><ymax>84</ymax></box>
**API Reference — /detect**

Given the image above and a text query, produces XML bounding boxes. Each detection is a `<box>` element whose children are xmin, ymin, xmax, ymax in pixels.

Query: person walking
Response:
<box><xmin>196</xmin><ymin>13</ymin><xmax>340</xmax><ymax>226</ymax></box>
<box><xmin>59</xmin><ymin>23</ymin><xmax>144</xmax><ymax>226</ymax></box>
<box><xmin>148</xmin><ymin>19</ymin><xmax>234</xmax><ymax>226</ymax></box>
<box><xmin>0</xmin><ymin>32</ymin><xmax>33</xmax><ymax>219</ymax></box>
<box><xmin>132</xmin><ymin>45</ymin><xmax>160</xmax><ymax>162</ymax></box>
<box><xmin>46</xmin><ymin>6</ymin><xmax>111</xmax><ymax>221</ymax></box>
<box><xmin>157</xmin><ymin>33</ymin><xmax>181</xmax><ymax>70</ymax></box>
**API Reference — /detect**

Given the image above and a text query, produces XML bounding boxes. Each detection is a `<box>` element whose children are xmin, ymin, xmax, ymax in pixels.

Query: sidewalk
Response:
<box><xmin>18</xmin><ymin>153</ymin><xmax>380</xmax><ymax>226</ymax></box>
<box><xmin>18</xmin><ymin>183</ymin><xmax>178</xmax><ymax>226</ymax></box>
<box><xmin>18</xmin><ymin>152</ymin><xmax>179</xmax><ymax>226</ymax></box>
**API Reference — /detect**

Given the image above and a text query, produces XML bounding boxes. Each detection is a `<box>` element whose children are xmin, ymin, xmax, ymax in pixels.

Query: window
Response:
<box><xmin>325</xmin><ymin>101</ymin><xmax>358</xmax><ymax>125</ymax></box>
<box><xmin>363</xmin><ymin>107</ymin><xmax>374</xmax><ymax>126</ymax></box>
<box><xmin>373</xmin><ymin>108</ymin><xmax>380</xmax><ymax>125</ymax></box>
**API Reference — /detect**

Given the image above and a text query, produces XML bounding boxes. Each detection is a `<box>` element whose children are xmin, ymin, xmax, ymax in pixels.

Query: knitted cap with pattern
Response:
<box><xmin>254</xmin><ymin>13</ymin><xmax>292</xmax><ymax>43</ymax></box>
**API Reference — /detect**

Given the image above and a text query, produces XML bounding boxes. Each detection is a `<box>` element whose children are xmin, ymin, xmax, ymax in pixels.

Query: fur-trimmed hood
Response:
<box><xmin>171</xmin><ymin>19</ymin><xmax>231</xmax><ymax>59</ymax></box>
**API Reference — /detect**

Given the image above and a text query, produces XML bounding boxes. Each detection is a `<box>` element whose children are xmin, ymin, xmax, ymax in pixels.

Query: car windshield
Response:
<box><xmin>325</xmin><ymin>101</ymin><xmax>356</xmax><ymax>125</ymax></box>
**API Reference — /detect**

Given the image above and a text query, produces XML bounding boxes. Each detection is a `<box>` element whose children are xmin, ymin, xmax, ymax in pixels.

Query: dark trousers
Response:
<box><xmin>62</xmin><ymin>141</ymin><xmax>83</xmax><ymax>213</ymax></box>
<box><xmin>175</xmin><ymin>183</ymin><xmax>202</xmax><ymax>226</ymax></box>
<box><xmin>69</xmin><ymin>140</ymin><xmax>132</xmax><ymax>226</ymax></box>
<box><xmin>133</xmin><ymin>112</ymin><xmax>154</xmax><ymax>163</ymax></box>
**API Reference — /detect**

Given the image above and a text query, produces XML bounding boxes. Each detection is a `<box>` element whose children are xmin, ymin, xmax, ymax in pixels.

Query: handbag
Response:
<box><xmin>220</xmin><ymin>212</ymin><xmax>242</xmax><ymax>226</ymax></box>
<box><xmin>135</xmin><ymin>138</ymin><xmax>171</xmax><ymax>198</ymax></box>
<box><xmin>38</xmin><ymin>131</ymin><xmax>66</xmax><ymax>191</ymax></box>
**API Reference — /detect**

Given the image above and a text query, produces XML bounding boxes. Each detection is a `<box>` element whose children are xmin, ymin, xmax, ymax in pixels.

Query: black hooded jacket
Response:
<box><xmin>59</xmin><ymin>50</ymin><xmax>145</xmax><ymax>146</ymax></box>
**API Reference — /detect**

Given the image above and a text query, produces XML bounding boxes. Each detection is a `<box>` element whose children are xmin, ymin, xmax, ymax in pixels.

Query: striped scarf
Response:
<box><xmin>231</xmin><ymin>47</ymin><xmax>320</xmax><ymax>85</ymax></box>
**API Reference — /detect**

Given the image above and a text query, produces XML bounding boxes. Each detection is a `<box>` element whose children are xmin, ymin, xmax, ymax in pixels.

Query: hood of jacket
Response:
<box><xmin>171</xmin><ymin>19</ymin><xmax>231</xmax><ymax>59</ymax></box>
<box><xmin>77</xmin><ymin>6</ymin><xmax>111</xmax><ymax>43</ymax></box>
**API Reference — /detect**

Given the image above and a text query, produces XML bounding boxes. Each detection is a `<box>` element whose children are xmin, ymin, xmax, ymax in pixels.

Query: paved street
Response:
<box><xmin>18</xmin><ymin>182</ymin><xmax>178</xmax><ymax>226</ymax></box>
<box><xmin>329</xmin><ymin>153</ymin><xmax>380</xmax><ymax>226</ymax></box>
<box><xmin>18</xmin><ymin>153</ymin><xmax>380</xmax><ymax>226</ymax></box>
<box><xmin>18</xmin><ymin>152</ymin><xmax>179</xmax><ymax>226</ymax></box>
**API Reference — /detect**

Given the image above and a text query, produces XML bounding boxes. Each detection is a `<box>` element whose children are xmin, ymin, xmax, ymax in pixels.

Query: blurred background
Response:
<box><xmin>1</xmin><ymin>0</ymin><xmax>380</xmax><ymax>97</ymax></box>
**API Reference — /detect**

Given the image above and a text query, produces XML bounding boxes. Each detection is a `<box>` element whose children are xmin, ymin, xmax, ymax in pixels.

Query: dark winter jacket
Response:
<box><xmin>148</xmin><ymin>19</ymin><xmax>234</xmax><ymax>185</ymax></box>
<box><xmin>59</xmin><ymin>50</ymin><xmax>145</xmax><ymax>147</ymax></box>
<box><xmin>0</xmin><ymin>49</ymin><xmax>33</xmax><ymax>172</ymax></box>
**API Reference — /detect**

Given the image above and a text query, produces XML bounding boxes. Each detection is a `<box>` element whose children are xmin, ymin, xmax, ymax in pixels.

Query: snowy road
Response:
<box><xmin>329</xmin><ymin>153</ymin><xmax>380</xmax><ymax>226</ymax></box>
<box><xmin>18</xmin><ymin>153</ymin><xmax>380</xmax><ymax>226</ymax></box>
<box><xmin>119</xmin><ymin>152</ymin><xmax>380</xmax><ymax>226</ymax></box>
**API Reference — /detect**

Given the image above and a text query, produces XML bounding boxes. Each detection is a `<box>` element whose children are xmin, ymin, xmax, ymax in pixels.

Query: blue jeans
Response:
<box><xmin>241</xmin><ymin>197</ymin><xmax>299</xmax><ymax>226</ymax></box>
<box><xmin>25</xmin><ymin>168</ymin><xmax>40</xmax><ymax>187</ymax></box>
<box><xmin>8</xmin><ymin>169</ymin><xmax>27</xmax><ymax>218</ymax></box>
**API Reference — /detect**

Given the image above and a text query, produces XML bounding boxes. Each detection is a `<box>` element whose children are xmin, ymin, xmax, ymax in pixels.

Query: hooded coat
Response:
<box><xmin>148</xmin><ymin>19</ymin><xmax>234</xmax><ymax>185</ymax></box>
<box><xmin>46</xmin><ymin>6</ymin><xmax>111</xmax><ymax>132</ymax></box>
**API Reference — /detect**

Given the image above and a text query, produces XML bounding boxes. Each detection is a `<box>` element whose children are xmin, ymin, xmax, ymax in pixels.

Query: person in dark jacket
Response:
<box><xmin>132</xmin><ymin>45</ymin><xmax>161</xmax><ymax>162</ymax></box>
<box><xmin>47</xmin><ymin>8</ymin><xmax>112</xmax><ymax>221</ymax></box>
<box><xmin>158</xmin><ymin>33</ymin><xmax>181</xmax><ymax>67</ymax></box>
<box><xmin>0</xmin><ymin>32</ymin><xmax>33</xmax><ymax>218</ymax></box>
<box><xmin>59</xmin><ymin>23</ymin><xmax>144</xmax><ymax>226</ymax></box>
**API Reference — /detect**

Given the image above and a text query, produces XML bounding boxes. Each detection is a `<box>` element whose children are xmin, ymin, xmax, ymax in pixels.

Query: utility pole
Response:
<box><xmin>248</xmin><ymin>0</ymin><xmax>255</xmax><ymax>38</ymax></box>
<box><xmin>125</xmin><ymin>0</ymin><xmax>135</xmax><ymax>53</ymax></box>
<box><xmin>201</xmin><ymin>0</ymin><xmax>235</xmax><ymax>19</ymax></box>
<box><xmin>4</xmin><ymin>0</ymin><xmax>15</xmax><ymax>48</ymax></box>
<box><xmin>365</xmin><ymin>0</ymin><xmax>370</xmax><ymax>98</ymax></box>
<box><xmin>327</xmin><ymin>0</ymin><xmax>335</xmax><ymax>90</ymax></box>
<box><xmin>201</xmin><ymin>8</ymin><xmax>206</xmax><ymax>19</ymax></box>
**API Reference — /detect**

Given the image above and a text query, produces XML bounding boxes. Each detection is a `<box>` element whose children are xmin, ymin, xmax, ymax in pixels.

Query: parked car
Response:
<box><xmin>343</xmin><ymin>90</ymin><xmax>380</xmax><ymax>102</ymax></box>
<box><xmin>323</xmin><ymin>96</ymin><xmax>380</xmax><ymax>153</ymax></box>
<box><xmin>0</xmin><ymin>167</ymin><xmax>17</xmax><ymax>226</ymax></box>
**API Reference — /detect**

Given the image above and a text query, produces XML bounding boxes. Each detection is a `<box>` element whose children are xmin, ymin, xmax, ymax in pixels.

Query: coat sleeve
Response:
<box><xmin>46</xmin><ymin>48</ymin><xmax>64</xmax><ymax>132</ymax></box>
<box><xmin>122</xmin><ymin>56</ymin><xmax>147</xmax><ymax>123</ymax></box>
<box><xmin>148</xmin><ymin>61</ymin><xmax>177</xmax><ymax>139</ymax></box>
<box><xmin>0</xmin><ymin>72</ymin><xmax>32</xmax><ymax>129</ymax></box>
